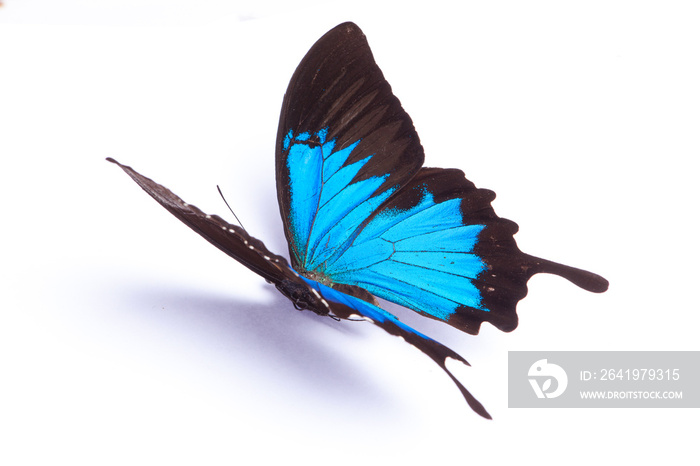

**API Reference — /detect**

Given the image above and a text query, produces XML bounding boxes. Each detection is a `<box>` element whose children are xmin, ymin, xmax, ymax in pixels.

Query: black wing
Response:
<box><xmin>107</xmin><ymin>158</ymin><xmax>291</xmax><ymax>285</ymax></box>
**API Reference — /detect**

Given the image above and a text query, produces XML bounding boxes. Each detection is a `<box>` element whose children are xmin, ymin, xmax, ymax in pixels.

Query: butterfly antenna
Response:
<box><xmin>216</xmin><ymin>185</ymin><xmax>246</xmax><ymax>232</ymax></box>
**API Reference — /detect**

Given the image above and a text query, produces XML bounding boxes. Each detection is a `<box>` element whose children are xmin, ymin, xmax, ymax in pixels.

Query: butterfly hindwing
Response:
<box><xmin>319</xmin><ymin>167</ymin><xmax>509</xmax><ymax>333</ymax></box>
<box><xmin>322</xmin><ymin>165</ymin><xmax>609</xmax><ymax>334</ymax></box>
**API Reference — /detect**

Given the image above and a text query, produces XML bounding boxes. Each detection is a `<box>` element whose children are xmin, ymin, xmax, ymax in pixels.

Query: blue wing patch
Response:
<box><xmin>284</xmin><ymin>129</ymin><xmax>396</xmax><ymax>270</ymax></box>
<box><xmin>284</xmin><ymin>128</ymin><xmax>491</xmax><ymax>323</ymax></box>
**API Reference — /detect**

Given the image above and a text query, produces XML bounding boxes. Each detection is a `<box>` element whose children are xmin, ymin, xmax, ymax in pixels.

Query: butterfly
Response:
<box><xmin>108</xmin><ymin>22</ymin><xmax>608</xmax><ymax>419</ymax></box>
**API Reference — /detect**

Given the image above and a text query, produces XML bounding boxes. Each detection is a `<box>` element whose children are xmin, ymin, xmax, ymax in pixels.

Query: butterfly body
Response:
<box><xmin>109</xmin><ymin>22</ymin><xmax>607</xmax><ymax>419</ymax></box>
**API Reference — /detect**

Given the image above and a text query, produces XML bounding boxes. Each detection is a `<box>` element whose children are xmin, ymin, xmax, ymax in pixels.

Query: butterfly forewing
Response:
<box><xmin>275</xmin><ymin>22</ymin><xmax>424</xmax><ymax>272</ymax></box>
<box><xmin>107</xmin><ymin>158</ymin><xmax>290</xmax><ymax>284</ymax></box>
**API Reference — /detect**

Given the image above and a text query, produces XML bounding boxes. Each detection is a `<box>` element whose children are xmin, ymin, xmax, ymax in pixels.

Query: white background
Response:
<box><xmin>1</xmin><ymin>1</ymin><xmax>697</xmax><ymax>464</ymax></box>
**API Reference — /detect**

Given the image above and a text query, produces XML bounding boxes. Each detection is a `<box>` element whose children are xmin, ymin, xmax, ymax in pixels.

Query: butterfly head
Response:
<box><xmin>275</xmin><ymin>278</ymin><xmax>332</xmax><ymax>317</ymax></box>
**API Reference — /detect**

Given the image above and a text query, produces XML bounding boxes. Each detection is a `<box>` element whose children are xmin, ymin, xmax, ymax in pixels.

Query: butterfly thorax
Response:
<box><xmin>297</xmin><ymin>268</ymin><xmax>331</xmax><ymax>286</ymax></box>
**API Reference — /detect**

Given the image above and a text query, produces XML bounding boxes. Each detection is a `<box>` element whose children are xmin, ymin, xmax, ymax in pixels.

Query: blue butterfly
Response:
<box><xmin>109</xmin><ymin>22</ymin><xmax>608</xmax><ymax>418</ymax></box>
